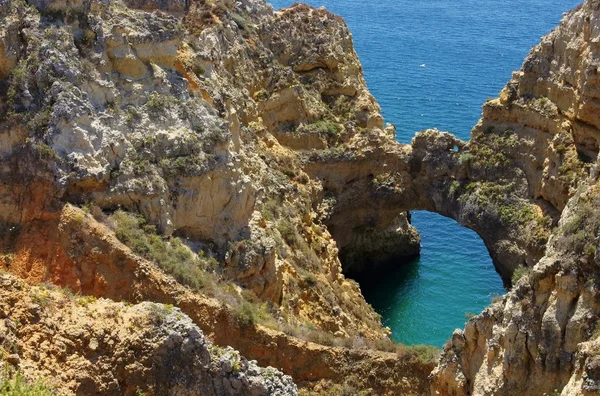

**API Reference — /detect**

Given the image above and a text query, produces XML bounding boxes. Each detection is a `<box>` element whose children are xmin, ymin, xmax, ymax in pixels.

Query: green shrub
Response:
<box><xmin>146</xmin><ymin>92</ymin><xmax>178</xmax><ymax>114</ymax></box>
<box><xmin>232</xmin><ymin>301</ymin><xmax>259</xmax><ymax>327</ymax></box>
<box><xmin>26</xmin><ymin>108</ymin><xmax>52</xmax><ymax>133</ymax></box>
<box><xmin>302</xmin><ymin>272</ymin><xmax>317</xmax><ymax>287</ymax></box>
<box><xmin>0</xmin><ymin>371</ymin><xmax>54</xmax><ymax>395</ymax></box>
<box><xmin>511</xmin><ymin>265</ymin><xmax>531</xmax><ymax>285</ymax></box>
<box><xmin>458</xmin><ymin>153</ymin><xmax>473</xmax><ymax>165</ymax></box>
<box><xmin>111</xmin><ymin>211</ymin><xmax>213</xmax><ymax>291</ymax></box>
<box><xmin>449</xmin><ymin>180</ymin><xmax>460</xmax><ymax>195</ymax></box>
<box><xmin>556</xmin><ymin>198</ymin><xmax>600</xmax><ymax>260</ymax></box>
<box><xmin>253</xmin><ymin>89</ymin><xmax>269</xmax><ymax>101</ymax></box>
<box><xmin>406</xmin><ymin>344</ymin><xmax>440</xmax><ymax>365</ymax></box>
<box><xmin>125</xmin><ymin>105</ymin><xmax>142</xmax><ymax>124</ymax></box>
<box><xmin>148</xmin><ymin>303</ymin><xmax>174</xmax><ymax>323</ymax></box>
<box><xmin>27</xmin><ymin>139</ymin><xmax>59</xmax><ymax>161</ymax></box>
<box><xmin>304</xmin><ymin>329</ymin><xmax>336</xmax><ymax>346</ymax></box>
<box><xmin>461</xmin><ymin>181</ymin><xmax>551</xmax><ymax>245</ymax></box>
<box><xmin>277</xmin><ymin>219</ymin><xmax>297</xmax><ymax>246</ymax></box>
<box><xmin>312</xmin><ymin>120</ymin><xmax>342</xmax><ymax>137</ymax></box>
<box><xmin>468</xmin><ymin>128</ymin><xmax>518</xmax><ymax>169</ymax></box>
<box><xmin>231</xmin><ymin>13</ymin><xmax>248</xmax><ymax>29</ymax></box>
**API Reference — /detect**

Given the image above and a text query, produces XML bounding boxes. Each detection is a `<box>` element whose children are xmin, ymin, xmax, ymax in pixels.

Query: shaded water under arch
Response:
<box><xmin>359</xmin><ymin>211</ymin><xmax>504</xmax><ymax>347</ymax></box>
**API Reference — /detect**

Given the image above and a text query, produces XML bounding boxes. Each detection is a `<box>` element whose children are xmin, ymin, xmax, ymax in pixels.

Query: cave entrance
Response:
<box><xmin>356</xmin><ymin>211</ymin><xmax>505</xmax><ymax>347</ymax></box>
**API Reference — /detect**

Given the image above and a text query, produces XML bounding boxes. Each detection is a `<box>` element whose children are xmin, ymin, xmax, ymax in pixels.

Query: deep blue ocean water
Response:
<box><xmin>270</xmin><ymin>0</ymin><xmax>581</xmax><ymax>346</ymax></box>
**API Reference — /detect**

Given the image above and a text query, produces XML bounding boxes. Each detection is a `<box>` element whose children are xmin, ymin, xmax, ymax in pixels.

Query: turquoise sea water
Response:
<box><xmin>270</xmin><ymin>0</ymin><xmax>581</xmax><ymax>346</ymax></box>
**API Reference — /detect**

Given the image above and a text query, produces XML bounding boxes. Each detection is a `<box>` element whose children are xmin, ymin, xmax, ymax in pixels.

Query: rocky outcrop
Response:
<box><xmin>0</xmin><ymin>203</ymin><xmax>434</xmax><ymax>395</ymax></box>
<box><xmin>430</xmin><ymin>1</ymin><xmax>600</xmax><ymax>394</ymax></box>
<box><xmin>0</xmin><ymin>0</ymin><xmax>436</xmax><ymax>391</ymax></box>
<box><xmin>430</xmin><ymin>182</ymin><xmax>600</xmax><ymax>396</ymax></box>
<box><xmin>0</xmin><ymin>0</ymin><xmax>395</xmax><ymax>341</ymax></box>
<box><xmin>0</xmin><ymin>271</ymin><xmax>296</xmax><ymax>395</ymax></box>
<box><xmin>303</xmin><ymin>125</ymin><xmax>552</xmax><ymax>283</ymax></box>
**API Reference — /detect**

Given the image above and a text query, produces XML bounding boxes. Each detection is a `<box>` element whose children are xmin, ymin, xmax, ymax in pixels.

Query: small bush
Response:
<box><xmin>449</xmin><ymin>180</ymin><xmax>460</xmax><ymax>195</ymax></box>
<box><xmin>26</xmin><ymin>108</ymin><xmax>52</xmax><ymax>133</ymax></box>
<box><xmin>125</xmin><ymin>105</ymin><xmax>142</xmax><ymax>124</ymax></box>
<box><xmin>511</xmin><ymin>265</ymin><xmax>531</xmax><ymax>285</ymax></box>
<box><xmin>73</xmin><ymin>212</ymin><xmax>85</xmax><ymax>224</ymax></box>
<box><xmin>30</xmin><ymin>140</ymin><xmax>59</xmax><ymax>161</ymax></box>
<box><xmin>555</xmin><ymin>197</ymin><xmax>600</xmax><ymax>262</ymax></box>
<box><xmin>146</xmin><ymin>92</ymin><xmax>178</xmax><ymax>114</ymax></box>
<box><xmin>233</xmin><ymin>301</ymin><xmax>261</xmax><ymax>327</ymax></box>
<box><xmin>458</xmin><ymin>153</ymin><xmax>473</xmax><ymax>165</ymax></box>
<box><xmin>31</xmin><ymin>288</ymin><xmax>53</xmax><ymax>309</ymax></box>
<box><xmin>305</xmin><ymin>329</ymin><xmax>336</xmax><ymax>346</ymax></box>
<box><xmin>277</xmin><ymin>219</ymin><xmax>297</xmax><ymax>246</ymax></box>
<box><xmin>231</xmin><ymin>13</ymin><xmax>248</xmax><ymax>30</ymax></box>
<box><xmin>311</xmin><ymin>120</ymin><xmax>342</xmax><ymax>137</ymax></box>
<box><xmin>253</xmin><ymin>89</ymin><xmax>269</xmax><ymax>101</ymax></box>
<box><xmin>261</xmin><ymin>199</ymin><xmax>279</xmax><ymax>222</ymax></box>
<box><xmin>110</xmin><ymin>211</ymin><xmax>213</xmax><ymax>291</ymax></box>
<box><xmin>302</xmin><ymin>272</ymin><xmax>317</xmax><ymax>287</ymax></box>
<box><xmin>406</xmin><ymin>344</ymin><xmax>441</xmax><ymax>365</ymax></box>
<box><xmin>0</xmin><ymin>371</ymin><xmax>54</xmax><ymax>395</ymax></box>
<box><xmin>148</xmin><ymin>303</ymin><xmax>174</xmax><ymax>323</ymax></box>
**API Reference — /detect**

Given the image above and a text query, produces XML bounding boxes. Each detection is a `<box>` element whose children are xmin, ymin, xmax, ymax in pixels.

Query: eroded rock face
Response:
<box><xmin>3</xmin><ymin>0</ymin><xmax>600</xmax><ymax>393</ymax></box>
<box><xmin>0</xmin><ymin>0</ymin><xmax>395</xmax><ymax>340</ymax></box>
<box><xmin>0</xmin><ymin>204</ymin><xmax>434</xmax><ymax>395</ymax></box>
<box><xmin>430</xmin><ymin>183</ymin><xmax>600</xmax><ymax>396</ymax></box>
<box><xmin>303</xmin><ymin>125</ymin><xmax>549</xmax><ymax>283</ymax></box>
<box><xmin>0</xmin><ymin>272</ymin><xmax>296</xmax><ymax>396</ymax></box>
<box><xmin>430</xmin><ymin>1</ymin><xmax>600</xmax><ymax>394</ymax></box>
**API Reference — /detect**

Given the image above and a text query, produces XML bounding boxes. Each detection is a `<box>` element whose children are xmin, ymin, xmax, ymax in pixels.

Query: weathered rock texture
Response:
<box><xmin>0</xmin><ymin>0</ymin><xmax>399</xmax><ymax>342</ymax></box>
<box><xmin>430</xmin><ymin>1</ymin><xmax>600</xmax><ymax>394</ymax></box>
<box><xmin>1</xmin><ymin>204</ymin><xmax>434</xmax><ymax>395</ymax></box>
<box><xmin>2</xmin><ymin>0</ymin><xmax>600</xmax><ymax>394</ymax></box>
<box><xmin>0</xmin><ymin>271</ymin><xmax>296</xmax><ymax>395</ymax></box>
<box><xmin>0</xmin><ymin>0</ymin><xmax>438</xmax><ymax>392</ymax></box>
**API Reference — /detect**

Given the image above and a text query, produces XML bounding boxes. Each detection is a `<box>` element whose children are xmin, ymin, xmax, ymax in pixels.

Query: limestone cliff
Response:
<box><xmin>2</xmin><ymin>0</ymin><xmax>600</xmax><ymax>394</ymax></box>
<box><xmin>0</xmin><ymin>271</ymin><xmax>297</xmax><ymax>395</ymax></box>
<box><xmin>0</xmin><ymin>0</ymin><xmax>431</xmax><ymax>393</ymax></box>
<box><xmin>0</xmin><ymin>0</ymin><xmax>400</xmax><ymax>343</ymax></box>
<box><xmin>431</xmin><ymin>1</ymin><xmax>600</xmax><ymax>394</ymax></box>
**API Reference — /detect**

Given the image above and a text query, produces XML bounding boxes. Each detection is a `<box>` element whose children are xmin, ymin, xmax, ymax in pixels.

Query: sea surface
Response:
<box><xmin>270</xmin><ymin>0</ymin><xmax>581</xmax><ymax>346</ymax></box>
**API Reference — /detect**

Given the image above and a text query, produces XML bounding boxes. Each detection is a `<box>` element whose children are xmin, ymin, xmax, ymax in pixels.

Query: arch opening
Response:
<box><xmin>354</xmin><ymin>210</ymin><xmax>505</xmax><ymax>347</ymax></box>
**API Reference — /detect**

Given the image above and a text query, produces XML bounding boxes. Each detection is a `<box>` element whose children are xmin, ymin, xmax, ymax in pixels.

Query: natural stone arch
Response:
<box><xmin>303</xmin><ymin>128</ymin><xmax>545</xmax><ymax>284</ymax></box>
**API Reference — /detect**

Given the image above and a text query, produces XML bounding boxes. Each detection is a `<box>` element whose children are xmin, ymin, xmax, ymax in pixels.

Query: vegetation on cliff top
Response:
<box><xmin>458</xmin><ymin>181</ymin><xmax>552</xmax><ymax>246</ymax></box>
<box><xmin>556</xmin><ymin>186</ymin><xmax>600</xmax><ymax>263</ymax></box>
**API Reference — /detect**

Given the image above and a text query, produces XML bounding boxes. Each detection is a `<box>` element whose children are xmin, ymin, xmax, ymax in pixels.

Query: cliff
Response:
<box><xmin>0</xmin><ymin>0</ymin><xmax>397</xmax><ymax>343</ymax></box>
<box><xmin>0</xmin><ymin>0</ymin><xmax>430</xmax><ymax>393</ymax></box>
<box><xmin>1</xmin><ymin>0</ymin><xmax>600</xmax><ymax>394</ymax></box>
<box><xmin>431</xmin><ymin>1</ymin><xmax>600</xmax><ymax>394</ymax></box>
<box><xmin>0</xmin><ymin>271</ymin><xmax>297</xmax><ymax>395</ymax></box>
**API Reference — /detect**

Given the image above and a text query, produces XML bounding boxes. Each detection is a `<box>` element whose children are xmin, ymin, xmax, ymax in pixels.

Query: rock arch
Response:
<box><xmin>303</xmin><ymin>127</ymin><xmax>555</xmax><ymax>284</ymax></box>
